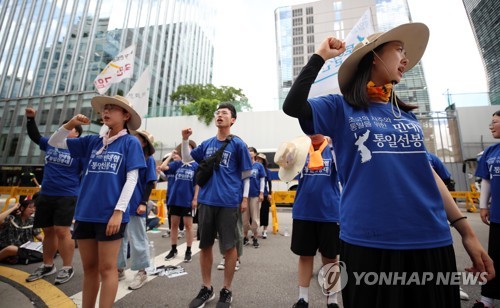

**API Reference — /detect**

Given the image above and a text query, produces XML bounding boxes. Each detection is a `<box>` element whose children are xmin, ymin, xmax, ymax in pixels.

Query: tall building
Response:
<box><xmin>0</xmin><ymin>0</ymin><xmax>216</xmax><ymax>165</ymax></box>
<box><xmin>274</xmin><ymin>0</ymin><xmax>431</xmax><ymax>113</ymax></box>
<box><xmin>462</xmin><ymin>0</ymin><xmax>499</xmax><ymax>105</ymax></box>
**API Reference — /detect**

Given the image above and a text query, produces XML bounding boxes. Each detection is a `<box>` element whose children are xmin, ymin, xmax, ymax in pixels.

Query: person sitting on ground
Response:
<box><xmin>0</xmin><ymin>199</ymin><xmax>43</xmax><ymax>263</ymax></box>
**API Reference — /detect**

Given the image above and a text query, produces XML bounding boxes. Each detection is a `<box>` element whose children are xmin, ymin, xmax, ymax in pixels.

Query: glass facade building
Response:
<box><xmin>274</xmin><ymin>0</ymin><xmax>431</xmax><ymax>113</ymax></box>
<box><xmin>0</xmin><ymin>0</ymin><xmax>216</xmax><ymax>165</ymax></box>
<box><xmin>462</xmin><ymin>0</ymin><xmax>499</xmax><ymax>105</ymax></box>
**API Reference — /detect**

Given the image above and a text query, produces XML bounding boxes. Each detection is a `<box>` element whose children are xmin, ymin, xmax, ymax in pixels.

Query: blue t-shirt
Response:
<box><xmin>166</xmin><ymin>160</ymin><xmax>198</xmax><ymax>208</ymax></box>
<box><xmin>301</xmin><ymin>94</ymin><xmax>452</xmax><ymax>250</ymax></box>
<box><xmin>191</xmin><ymin>136</ymin><xmax>253</xmax><ymax>207</ymax></box>
<box><xmin>293</xmin><ymin>149</ymin><xmax>340</xmax><ymax>222</ymax></box>
<box><xmin>427</xmin><ymin>152</ymin><xmax>451</xmax><ymax>181</ymax></box>
<box><xmin>129</xmin><ymin>156</ymin><xmax>157</xmax><ymax>217</ymax></box>
<box><xmin>475</xmin><ymin>143</ymin><xmax>500</xmax><ymax>223</ymax></box>
<box><xmin>39</xmin><ymin>137</ymin><xmax>82</xmax><ymax>196</ymax></box>
<box><xmin>67</xmin><ymin>134</ymin><xmax>146</xmax><ymax>223</ymax></box>
<box><xmin>249</xmin><ymin>162</ymin><xmax>266</xmax><ymax>197</ymax></box>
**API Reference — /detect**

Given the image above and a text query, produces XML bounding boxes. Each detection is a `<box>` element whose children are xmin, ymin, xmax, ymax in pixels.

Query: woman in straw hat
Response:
<box><xmin>49</xmin><ymin>95</ymin><xmax>146</xmax><ymax>308</ymax></box>
<box><xmin>116</xmin><ymin>130</ymin><xmax>157</xmax><ymax>291</ymax></box>
<box><xmin>283</xmin><ymin>23</ymin><xmax>494</xmax><ymax>307</ymax></box>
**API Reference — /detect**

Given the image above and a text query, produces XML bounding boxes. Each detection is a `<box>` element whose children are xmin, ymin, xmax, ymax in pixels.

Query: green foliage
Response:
<box><xmin>171</xmin><ymin>84</ymin><xmax>252</xmax><ymax>125</ymax></box>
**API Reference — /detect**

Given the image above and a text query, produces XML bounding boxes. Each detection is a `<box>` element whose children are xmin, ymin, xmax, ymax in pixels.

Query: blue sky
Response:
<box><xmin>211</xmin><ymin>0</ymin><xmax>488</xmax><ymax>112</ymax></box>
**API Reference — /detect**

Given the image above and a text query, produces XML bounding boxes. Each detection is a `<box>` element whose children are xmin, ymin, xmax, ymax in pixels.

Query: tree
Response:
<box><xmin>170</xmin><ymin>84</ymin><xmax>252</xmax><ymax>125</ymax></box>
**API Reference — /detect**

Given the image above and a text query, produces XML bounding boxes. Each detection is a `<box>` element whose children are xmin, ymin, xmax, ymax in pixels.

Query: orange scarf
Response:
<box><xmin>308</xmin><ymin>139</ymin><xmax>328</xmax><ymax>171</ymax></box>
<box><xmin>367</xmin><ymin>81</ymin><xmax>393</xmax><ymax>102</ymax></box>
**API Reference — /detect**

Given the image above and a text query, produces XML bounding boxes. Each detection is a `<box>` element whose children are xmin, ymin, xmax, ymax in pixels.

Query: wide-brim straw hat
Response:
<box><xmin>338</xmin><ymin>22</ymin><xmax>429</xmax><ymax>94</ymax></box>
<box><xmin>256</xmin><ymin>153</ymin><xmax>268</xmax><ymax>165</ymax></box>
<box><xmin>174</xmin><ymin>140</ymin><xmax>197</xmax><ymax>159</ymax></box>
<box><xmin>133</xmin><ymin>130</ymin><xmax>155</xmax><ymax>155</ymax></box>
<box><xmin>274</xmin><ymin>136</ymin><xmax>311</xmax><ymax>182</ymax></box>
<box><xmin>91</xmin><ymin>95</ymin><xmax>142</xmax><ymax>130</ymax></box>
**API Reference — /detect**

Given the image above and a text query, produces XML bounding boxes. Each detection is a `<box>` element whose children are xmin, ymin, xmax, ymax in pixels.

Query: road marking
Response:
<box><xmin>0</xmin><ymin>266</ymin><xmax>76</xmax><ymax>307</ymax></box>
<box><xmin>70</xmin><ymin>241</ymin><xmax>201</xmax><ymax>307</ymax></box>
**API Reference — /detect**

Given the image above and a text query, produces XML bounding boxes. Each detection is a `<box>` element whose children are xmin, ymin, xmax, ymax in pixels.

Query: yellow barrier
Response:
<box><xmin>150</xmin><ymin>189</ymin><xmax>167</xmax><ymax>224</ymax></box>
<box><xmin>270</xmin><ymin>191</ymin><xmax>296</xmax><ymax>234</ymax></box>
<box><xmin>450</xmin><ymin>191</ymin><xmax>480</xmax><ymax>213</ymax></box>
<box><xmin>1</xmin><ymin>186</ymin><xmax>41</xmax><ymax>213</ymax></box>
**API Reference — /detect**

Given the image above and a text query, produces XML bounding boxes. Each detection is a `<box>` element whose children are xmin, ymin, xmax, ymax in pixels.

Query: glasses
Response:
<box><xmin>214</xmin><ymin>110</ymin><xmax>231</xmax><ymax>117</ymax></box>
<box><xmin>102</xmin><ymin>104</ymin><xmax>123</xmax><ymax>112</ymax></box>
<box><xmin>489</xmin><ymin>121</ymin><xmax>499</xmax><ymax>127</ymax></box>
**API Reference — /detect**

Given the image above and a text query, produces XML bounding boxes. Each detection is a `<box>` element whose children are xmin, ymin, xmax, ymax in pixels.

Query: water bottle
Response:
<box><xmin>149</xmin><ymin>241</ymin><xmax>155</xmax><ymax>270</ymax></box>
<box><xmin>283</xmin><ymin>226</ymin><xmax>290</xmax><ymax>237</ymax></box>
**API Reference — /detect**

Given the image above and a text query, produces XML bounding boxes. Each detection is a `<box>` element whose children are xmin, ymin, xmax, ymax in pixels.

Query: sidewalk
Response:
<box><xmin>0</xmin><ymin>281</ymin><xmax>34</xmax><ymax>308</ymax></box>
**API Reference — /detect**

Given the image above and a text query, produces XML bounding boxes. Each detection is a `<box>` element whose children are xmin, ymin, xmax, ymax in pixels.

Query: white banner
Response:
<box><xmin>308</xmin><ymin>10</ymin><xmax>374</xmax><ymax>98</ymax></box>
<box><xmin>126</xmin><ymin>66</ymin><xmax>151</xmax><ymax>121</ymax></box>
<box><xmin>94</xmin><ymin>45</ymin><xmax>136</xmax><ymax>94</ymax></box>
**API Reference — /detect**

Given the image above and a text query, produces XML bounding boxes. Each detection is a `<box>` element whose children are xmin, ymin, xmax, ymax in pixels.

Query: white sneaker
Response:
<box><xmin>128</xmin><ymin>271</ymin><xmax>147</xmax><ymax>290</ymax></box>
<box><xmin>162</xmin><ymin>228</ymin><xmax>171</xmax><ymax>238</ymax></box>
<box><xmin>262</xmin><ymin>230</ymin><xmax>267</xmax><ymax>239</ymax></box>
<box><xmin>217</xmin><ymin>259</ymin><xmax>225</xmax><ymax>270</ymax></box>
<box><xmin>459</xmin><ymin>287</ymin><xmax>469</xmax><ymax>300</ymax></box>
<box><xmin>178</xmin><ymin>230</ymin><xmax>185</xmax><ymax>239</ymax></box>
<box><xmin>235</xmin><ymin>260</ymin><xmax>241</xmax><ymax>271</ymax></box>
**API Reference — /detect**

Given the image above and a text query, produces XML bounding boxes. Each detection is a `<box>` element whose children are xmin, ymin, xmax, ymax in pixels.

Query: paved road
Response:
<box><xmin>0</xmin><ymin>206</ymin><xmax>492</xmax><ymax>307</ymax></box>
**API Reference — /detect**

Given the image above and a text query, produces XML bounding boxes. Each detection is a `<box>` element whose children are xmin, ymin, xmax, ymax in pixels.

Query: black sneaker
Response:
<box><xmin>164</xmin><ymin>249</ymin><xmax>177</xmax><ymax>261</ymax></box>
<box><xmin>472</xmin><ymin>302</ymin><xmax>487</xmax><ymax>308</ymax></box>
<box><xmin>26</xmin><ymin>264</ymin><xmax>57</xmax><ymax>282</ymax></box>
<box><xmin>327</xmin><ymin>303</ymin><xmax>339</xmax><ymax>308</ymax></box>
<box><xmin>243</xmin><ymin>237</ymin><xmax>249</xmax><ymax>246</ymax></box>
<box><xmin>252</xmin><ymin>237</ymin><xmax>260</xmax><ymax>248</ymax></box>
<box><xmin>184</xmin><ymin>251</ymin><xmax>192</xmax><ymax>263</ymax></box>
<box><xmin>292</xmin><ymin>298</ymin><xmax>309</xmax><ymax>308</ymax></box>
<box><xmin>216</xmin><ymin>288</ymin><xmax>232</xmax><ymax>308</ymax></box>
<box><xmin>55</xmin><ymin>267</ymin><xmax>74</xmax><ymax>285</ymax></box>
<box><xmin>189</xmin><ymin>285</ymin><xmax>215</xmax><ymax>308</ymax></box>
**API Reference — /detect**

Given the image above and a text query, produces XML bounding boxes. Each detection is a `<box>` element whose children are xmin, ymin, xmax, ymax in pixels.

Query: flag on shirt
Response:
<box><xmin>308</xmin><ymin>10</ymin><xmax>374</xmax><ymax>98</ymax></box>
<box><xmin>126</xmin><ymin>66</ymin><xmax>151</xmax><ymax>120</ymax></box>
<box><xmin>94</xmin><ymin>45</ymin><xmax>136</xmax><ymax>94</ymax></box>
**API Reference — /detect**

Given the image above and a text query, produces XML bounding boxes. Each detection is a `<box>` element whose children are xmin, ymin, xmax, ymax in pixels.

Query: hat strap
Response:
<box><xmin>390</xmin><ymin>82</ymin><xmax>402</xmax><ymax>118</ymax></box>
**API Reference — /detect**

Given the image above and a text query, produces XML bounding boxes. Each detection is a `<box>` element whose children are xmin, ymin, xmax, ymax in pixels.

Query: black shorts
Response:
<box><xmin>169</xmin><ymin>205</ymin><xmax>193</xmax><ymax>217</ymax></box>
<box><xmin>291</xmin><ymin>219</ymin><xmax>340</xmax><ymax>259</ymax></box>
<box><xmin>72</xmin><ymin>221</ymin><xmax>127</xmax><ymax>241</ymax></box>
<box><xmin>340</xmin><ymin>242</ymin><xmax>460</xmax><ymax>307</ymax></box>
<box><xmin>34</xmin><ymin>195</ymin><xmax>77</xmax><ymax>228</ymax></box>
<box><xmin>198</xmin><ymin>203</ymin><xmax>238</xmax><ymax>253</ymax></box>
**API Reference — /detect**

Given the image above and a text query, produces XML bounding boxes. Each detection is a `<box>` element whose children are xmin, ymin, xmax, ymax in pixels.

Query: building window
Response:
<box><xmin>307</xmin><ymin>45</ymin><xmax>315</xmax><ymax>53</ymax></box>
<box><xmin>307</xmin><ymin>35</ymin><xmax>314</xmax><ymax>44</ymax></box>
<box><xmin>306</xmin><ymin>7</ymin><xmax>313</xmax><ymax>15</ymax></box>
<box><xmin>307</xmin><ymin>25</ymin><xmax>314</xmax><ymax>34</ymax></box>
<box><xmin>293</xmin><ymin>67</ymin><xmax>302</xmax><ymax>76</ymax></box>
<box><xmin>293</xmin><ymin>27</ymin><xmax>303</xmax><ymax>36</ymax></box>
<box><xmin>293</xmin><ymin>46</ymin><xmax>304</xmax><ymax>55</ymax></box>
<box><xmin>292</xmin><ymin>8</ymin><xmax>303</xmax><ymax>17</ymax></box>
<box><xmin>292</xmin><ymin>18</ymin><xmax>303</xmax><ymax>26</ymax></box>
<box><xmin>306</xmin><ymin>16</ymin><xmax>314</xmax><ymax>24</ymax></box>
<box><xmin>293</xmin><ymin>56</ymin><xmax>304</xmax><ymax>66</ymax></box>
<box><xmin>293</xmin><ymin>37</ymin><xmax>304</xmax><ymax>45</ymax></box>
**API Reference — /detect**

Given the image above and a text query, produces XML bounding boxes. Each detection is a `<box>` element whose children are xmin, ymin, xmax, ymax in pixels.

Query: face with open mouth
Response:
<box><xmin>489</xmin><ymin>115</ymin><xmax>500</xmax><ymax>139</ymax></box>
<box><xmin>101</xmin><ymin>104</ymin><xmax>130</xmax><ymax>129</ymax></box>
<box><xmin>213</xmin><ymin>108</ymin><xmax>235</xmax><ymax>128</ymax></box>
